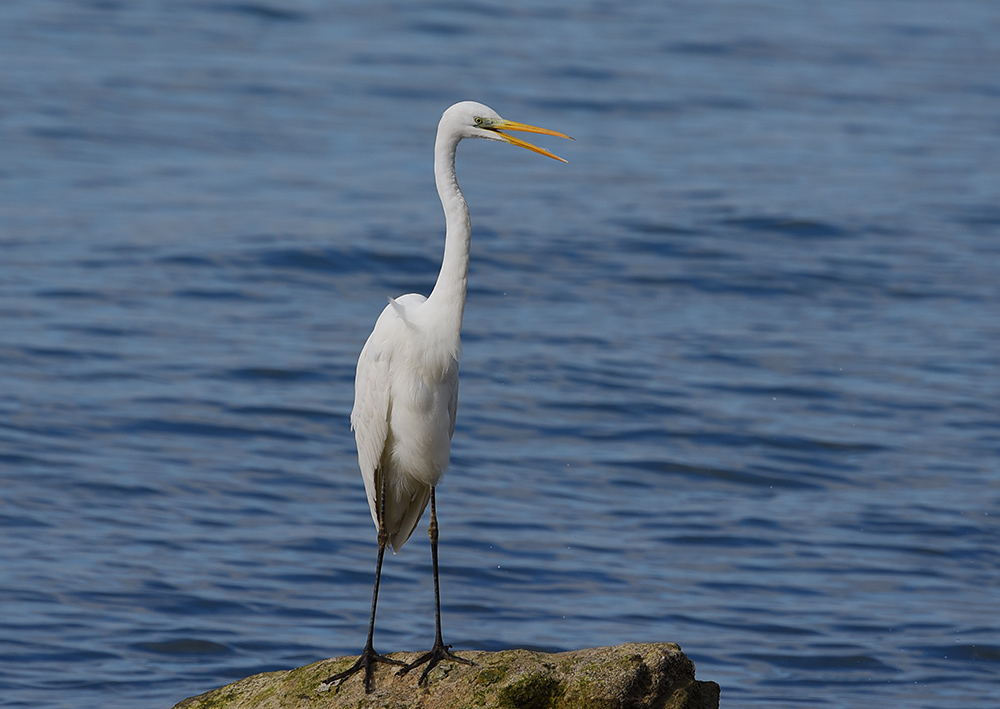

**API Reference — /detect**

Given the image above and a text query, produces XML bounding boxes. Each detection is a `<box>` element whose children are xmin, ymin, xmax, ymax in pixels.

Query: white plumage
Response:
<box><xmin>353</xmin><ymin>291</ymin><xmax>458</xmax><ymax>551</ymax></box>
<box><xmin>323</xmin><ymin>100</ymin><xmax>570</xmax><ymax>693</ymax></box>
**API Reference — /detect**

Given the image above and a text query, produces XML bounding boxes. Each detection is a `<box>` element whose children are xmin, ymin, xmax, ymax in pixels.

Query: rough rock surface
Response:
<box><xmin>172</xmin><ymin>642</ymin><xmax>720</xmax><ymax>709</ymax></box>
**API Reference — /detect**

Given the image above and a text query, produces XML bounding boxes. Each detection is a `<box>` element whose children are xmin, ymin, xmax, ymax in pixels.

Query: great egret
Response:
<box><xmin>321</xmin><ymin>101</ymin><xmax>571</xmax><ymax>693</ymax></box>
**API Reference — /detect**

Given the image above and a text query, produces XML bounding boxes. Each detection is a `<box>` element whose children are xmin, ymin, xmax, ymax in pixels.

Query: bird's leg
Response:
<box><xmin>398</xmin><ymin>488</ymin><xmax>474</xmax><ymax>684</ymax></box>
<box><xmin>321</xmin><ymin>471</ymin><xmax>404</xmax><ymax>693</ymax></box>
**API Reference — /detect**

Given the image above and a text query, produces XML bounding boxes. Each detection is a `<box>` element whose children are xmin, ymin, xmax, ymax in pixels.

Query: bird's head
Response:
<box><xmin>441</xmin><ymin>101</ymin><xmax>573</xmax><ymax>162</ymax></box>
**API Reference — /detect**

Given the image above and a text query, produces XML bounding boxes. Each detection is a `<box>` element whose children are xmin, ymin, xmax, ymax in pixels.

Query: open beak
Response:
<box><xmin>493</xmin><ymin>119</ymin><xmax>574</xmax><ymax>162</ymax></box>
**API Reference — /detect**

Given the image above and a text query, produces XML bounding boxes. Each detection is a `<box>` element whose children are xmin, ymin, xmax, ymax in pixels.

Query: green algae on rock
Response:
<box><xmin>172</xmin><ymin>642</ymin><xmax>720</xmax><ymax>709</ymax></box>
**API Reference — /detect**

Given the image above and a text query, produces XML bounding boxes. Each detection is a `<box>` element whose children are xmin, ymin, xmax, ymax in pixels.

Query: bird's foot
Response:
<box><xmin>320</xmin><ymin>644</ymin><xmax>406</xmax><ymax>694</ymax></box>
<box><xmin>397</xmin><ymin>641</ymin><xmax>474</xmax><ymax>685</ymax></box>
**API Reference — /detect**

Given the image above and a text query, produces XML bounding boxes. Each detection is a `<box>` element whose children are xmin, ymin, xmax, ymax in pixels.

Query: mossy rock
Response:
<box><xmin>496</xmin><ymin>671</ymin><xmax>564</xmax><ymax>708</ymax></box>
<box><xmin>173</xmin><ymin>642</ymin><xmax>720</xmax><ymax>709</ymax></box>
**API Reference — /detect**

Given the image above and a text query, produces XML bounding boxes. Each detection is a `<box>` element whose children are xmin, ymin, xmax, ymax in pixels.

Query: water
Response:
<box><xmin>2</xmin><ymin>1</ymin><xmax>999</xmax><ymax>707</ymax></box>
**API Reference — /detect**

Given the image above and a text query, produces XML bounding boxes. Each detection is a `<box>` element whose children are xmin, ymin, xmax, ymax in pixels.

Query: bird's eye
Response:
<box><xmin>474</xmin><ymin>117</ymin><xmax>484</xmax><ymax>126</ymax></box>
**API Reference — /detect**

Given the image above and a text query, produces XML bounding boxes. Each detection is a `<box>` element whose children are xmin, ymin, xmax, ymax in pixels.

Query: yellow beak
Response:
<box><xmin>493</xmin><ymin>119</ymin><xmax>574</xmax><ymax>163</ymax></box>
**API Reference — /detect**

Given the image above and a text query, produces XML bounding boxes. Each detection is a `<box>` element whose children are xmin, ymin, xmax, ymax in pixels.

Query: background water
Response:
<box><xmin>2</xmin><ymin>1</ymin><xmax>998</xmax><ymax>707</ymax></box>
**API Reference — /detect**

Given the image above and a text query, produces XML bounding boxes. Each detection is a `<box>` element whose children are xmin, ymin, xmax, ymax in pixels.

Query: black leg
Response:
<box><xmin>398</xmin><ymin>488</ymin><xmax>474</xmax><ymax>685</ymax></box>
<box><xmin>321</xmin><ymin>471</ymin><xmax>404</xmax><ymax>693</ymax></box>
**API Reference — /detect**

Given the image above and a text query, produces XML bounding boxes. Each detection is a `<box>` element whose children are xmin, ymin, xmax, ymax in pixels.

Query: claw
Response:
<box><xmin>321</xmin><ymin>645</ymin><xmax>406</xmax><ymax>693</ymax></box>
<box><xmin>397</xmin><ymin>642</ymin><xmax>474</xmax><ymax>685</ymax></box>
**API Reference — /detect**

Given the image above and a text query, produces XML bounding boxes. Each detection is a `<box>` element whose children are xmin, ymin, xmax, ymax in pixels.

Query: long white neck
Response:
<box><xmin>425</xmin><ymin>127</ymin><xmax>471</xmax><ymax>337</ymax></box>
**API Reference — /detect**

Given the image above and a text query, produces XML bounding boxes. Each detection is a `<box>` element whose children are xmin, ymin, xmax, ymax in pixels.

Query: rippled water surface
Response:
<box><xmin>2</xmin><ymin>1</ymin><xmax>999</xmax><ymax>707</ymax></box>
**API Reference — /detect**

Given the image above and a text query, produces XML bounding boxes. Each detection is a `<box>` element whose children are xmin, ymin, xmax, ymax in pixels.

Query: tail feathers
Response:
<box><xmin>385</xmin><ymin>480</ymin><xmax>432</xmax><ymax>553</ymax></box>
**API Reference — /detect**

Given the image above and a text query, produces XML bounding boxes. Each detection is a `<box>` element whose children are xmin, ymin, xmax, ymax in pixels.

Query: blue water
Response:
<box><xmin>2</xmin><ymin>1</ymin><xmax>999</xmax><ymax>707</ymax></box>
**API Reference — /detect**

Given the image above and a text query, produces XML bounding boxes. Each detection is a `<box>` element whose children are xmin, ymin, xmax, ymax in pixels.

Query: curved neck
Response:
<box><xmin>426</xmin><ymin>128</ymin><xmax>471</xmax><ymax>333</ymax></box>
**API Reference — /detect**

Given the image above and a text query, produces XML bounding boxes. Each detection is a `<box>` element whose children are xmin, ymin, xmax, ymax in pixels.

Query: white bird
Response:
<box><xmin>322</xmin><ymin>101</ymin><xmax>571</xmax><ymax>693</ymax></box>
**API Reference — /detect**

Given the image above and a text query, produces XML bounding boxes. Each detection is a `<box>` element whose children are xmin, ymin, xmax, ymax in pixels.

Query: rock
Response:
<box><xmin>172</xmin><ymin>642</ymin><xmax>720</xmax><ymax>709</ymax></box>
